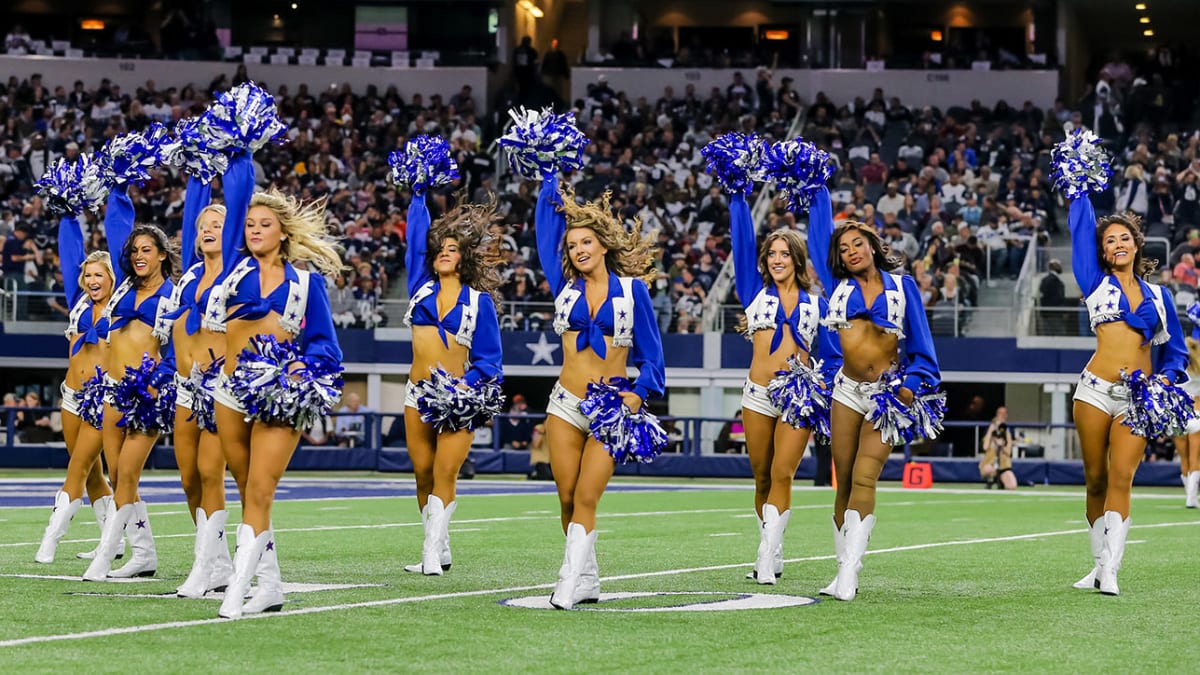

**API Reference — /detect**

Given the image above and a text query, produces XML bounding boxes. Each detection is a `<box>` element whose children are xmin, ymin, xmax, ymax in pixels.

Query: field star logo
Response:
<box><xmin>525</xmin><ymin>333</ymin><xmax>560</xmax><ymax>365</ymax></box>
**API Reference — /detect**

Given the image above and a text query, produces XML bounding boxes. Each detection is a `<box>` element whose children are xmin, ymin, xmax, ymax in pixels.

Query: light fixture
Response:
<box><xmin>1135</xmin><ymin>3</ymin><xmax>1147</xmax><ymax>9</ymax></box>
<box><xmin>291</xmin><ymin>2</ymin><xmax>298</xmax><ymax>8</ymax></box>
<box><xmin>764</xmin><ymin>30</ymin><xmax>790</xmax><ymax>41</ymax></box>
<box><xmin>1139</xmin><ymin>16</ymin><xmax>1150</xmax><ymax>23</ymax></box>
<box><xmin>931</xmin><ymin>30</ymin><xmax>943</xmax><ymax>42</ymax></box>
<box><xmin>1143</xmin><ymin>29</ymin><xmax>1154</xmax><ymax>36</ymax></box>
<box><xmin>518</xmin><ymin>0</ymin><xmax>543</xmax><ymax>18</ymax></box>
<box><xmin>80</xmin><ymin>19</ymin><xmax>105</xmax><ymax>30</ymax></box>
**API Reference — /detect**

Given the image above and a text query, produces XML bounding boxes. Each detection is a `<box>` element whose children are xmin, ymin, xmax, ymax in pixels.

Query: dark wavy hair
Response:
<box><xmin>425</xmin><ymin>193</ymin><xmax>504</xmax><ymax>300</ymax></box>
<box><xmin>828</xmin><ymin>220</ymin><xmax>903</xmax><ymax>280</ymax></box>
<box><xmin>1096</xmin><ymin>212</ymin><xmax>1156</xmax><ymax>278</ymax></box>
<box><xmin>119</xmin><ymin>224</ymin><xmax>179</xmax><ymax>288</ymax></box>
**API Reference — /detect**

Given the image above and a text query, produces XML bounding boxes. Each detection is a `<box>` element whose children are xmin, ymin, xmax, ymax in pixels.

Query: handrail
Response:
<box><xmin>700</xmin><ymin>109</ymin><xmax>807</xmax><ymax>332</ymax></box>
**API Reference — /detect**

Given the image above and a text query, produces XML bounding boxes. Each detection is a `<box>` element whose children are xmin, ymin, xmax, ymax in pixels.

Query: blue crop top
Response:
<box><xmin>807</xmin><ymin>187</ymin><xmax>941</xmax><ymax>392</ymax></box>
<box><xmin>536</xmin><ymin>176</ymin><xmax>666</xmax><ymax>401</ymax></box>
<box><xmin>1069</xmin><ymin>195</ymin><xmax>1188</xmax><ymax>382</ymax></box>
<box><xmin>403</xmin><ymin>191</ymin><xmax>503</xmax><ymax>385</ymax></box>
<box><xmin>210</xmin><ymin>151</ymin><xmax>343</xmax><ymax>372</ymax></box>
<box><xmin>730</xmin><ymin>190</ymin><xmax>842</xmax><ymax>385</ymax></box>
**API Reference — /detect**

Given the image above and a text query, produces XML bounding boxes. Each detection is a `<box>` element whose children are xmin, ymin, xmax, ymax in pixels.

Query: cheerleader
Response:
<box><xmin>1055</xmin><ymin>140</ymin><xmax>1191</xmax><ymax>596</ymax></box>
<box><xmin>535</xmin><ymin>175</ymin><xmax>666</xmax><ymax>610</ymax></box>
<box><xmin>34</xmin><ymin>184</ymin><xmax>128</xmax><ymax>563</ymax></box>
<box><xmin>720</xmin><ymin>162</ymin><xmax>841</xmax><ymax>585</ymax></box>
<box><xmin>168</xmin><ymin>185</ymin><xmax>233</xmax><ymax>598</ymax></box>
<box><xmin>400</xmin><ymin>190</ymin><xmax>504</xmax><ymax>576</ymax></box>
<box><xmin>209</xmin><ymin>160</ymin><xmax>343</xmax><ymax>618</ymax></box>
<box><xmin>1176</xmin><ymin>306</ymin><xmax>1200</xmax><ymax>508</ymax></box>
<box><xmin>808</xmin><ymin>188</ymin><xmax>943</xmax><ymax>602</ymax></box>
<box><xmin>82</xmin><ymin>191</ymin><xmax>179</xmax><ymax>581</ymax></box>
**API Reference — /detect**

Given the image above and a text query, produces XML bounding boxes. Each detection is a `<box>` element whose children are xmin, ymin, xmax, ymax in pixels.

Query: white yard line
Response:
<box><xmin>3</xmin><ymin>518</ymin><xmax>1198</xmax><ymax>649</ymax></box>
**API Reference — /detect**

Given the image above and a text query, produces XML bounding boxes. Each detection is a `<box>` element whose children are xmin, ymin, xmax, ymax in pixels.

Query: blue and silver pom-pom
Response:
<box><xmin>412</xmin><ymin>367</ymin><xmax>504</xmax><ymax>433</ymax></box>
<box><xmin>761</xmin><ymin>138</ymin><xmax>834</xmax><ymax>210</ymax></box>
<box><xmin>35</xmin><ymin>154</ymin><xmax>109</xmax><ymax>215</ymax></box>
<box><xmin>1187</xmin><ymin>302</ymin><xmax>1200</xmax><ymax>339</ymax></box>
<box><xmin>909</xmin><ymin>384</ymin><xmax>948</xmax><ymax>443</ymax></box>
<box><xmin>205</xmin><ymin>82</ymin><xmax>288</xmax><ymax>155</ymax></box>
<box><xmin>701</xmin><ymin>132</ymin><xmax>766</xmax><ymax>194</ymax></box>
<box><xmin>95</xmin><ymin>123</ymin><xmax>177</xmax><ymax>187</ymax></box>
<box><xmin>498</xmin><ymin>107</ymin><xmax>589</xmax><ymax>180</ymax></box>
<box><xmin>767</xmin><ymin>356</ymin><xmax>831</xmax><ymax>438</ymax></box>
<box><xmin>1122</xmin><ymin>369</ymin><xmax>1197</xmax><ymax>438</ymax></box>
<box><xmin>183</xmin><ymin>359</ymin><xmax>223</xmax><ymax>433</ymax></box>
<box><xmin>863</xmin><ymin>368</ymin><xmax>944</xmax><ymax>446</ymax></box>
<box><xmin>387</xmin><ymin>135</ymin><xmax>460</xmax><ymax>195</ymax></box>
<box><xmin>1050</xmin><ymin>127</ymin><xmax>1113</xmax><ymax>200</ymax></box>
<box><xmin>111</xmin><ymin>354</ymin><xmax>176</xmax><ymax>433</ymax></box>
<box><xmin>165</xmin><ymin>115</ymin><xmax>230</xmax><ymax>184</ymax></box>
<box><xmin>578</xmin><ymin>378</ymin><xmax>670</xmax><ymax>464</ymax></box>
<box><xmin>78</xmin><ymin>366</ymin><xmax>110</xmax><ymax>429</ymax></box>
<box><xmin>229</xmin><ymin>335</ymin><xmax>344</xmax><ymax>430</ymax></box>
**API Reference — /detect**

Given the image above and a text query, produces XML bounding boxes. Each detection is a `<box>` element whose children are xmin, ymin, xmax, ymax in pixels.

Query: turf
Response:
<box><xmin>1</xmin><ymin>476</ymin><xmax>1196</xmax><ymax>673</ymax></box>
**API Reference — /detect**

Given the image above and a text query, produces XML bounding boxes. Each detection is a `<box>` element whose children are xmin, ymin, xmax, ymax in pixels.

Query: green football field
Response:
<box><xmin>1</xmin><ymin>473</ymin><xmax>1196</xmax><ymax>673</ymax></box>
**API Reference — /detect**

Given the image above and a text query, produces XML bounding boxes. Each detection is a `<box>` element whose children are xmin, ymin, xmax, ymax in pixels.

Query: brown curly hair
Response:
<box><xmin>425</xmin><ymin>193</ymin><xmax>504</xmax><ymax>299</ymax></box>
<box><xmin>1096</xmin><ymin>212</ymin><xmax>1156</xmax><ymax>278</ymax></box>
<box><xmin>556</xmin><ymin>185</ymin><xmax>657</xmax><ymax>284</ymax></box>
<box><xmin>828</xmin><ymin>220</ymin><xmax>904</xmax><ymax>280</ymax></box>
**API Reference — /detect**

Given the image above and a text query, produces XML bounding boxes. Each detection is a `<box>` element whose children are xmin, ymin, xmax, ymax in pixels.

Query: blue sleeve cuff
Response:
<box><xmin>632</xmin><ymin>384</ymin><xmax>654</xmax><ymax>403</ymax></box>
<box><xmin>902</xmin><ymin>374</ymin><xmax>927</xmax><ymax>393</ymax></box>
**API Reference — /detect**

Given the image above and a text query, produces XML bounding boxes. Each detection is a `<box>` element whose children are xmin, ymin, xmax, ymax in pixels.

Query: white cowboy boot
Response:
<box><xmin>35</xmin><ymin>490</ymin><xmax>82</xmax><ymax>563</ymax></box>
<box><xmin>243</xmin><ymin>528</ymin><xmax>284</xmax><ymax>614</ymax></box>
<box><xmin>745</xmin><ymin>512</ymin><xmax>764</xmax><ymax>580</ymax></box>
<box><xmin>573</xmin><ymin>532</ymin><xmax>601</xmax><ymax>605</ymax></box>
<box><xmin>82</xmin><ymin>501</ymin><xmax>131</xmax><ymax>581</ymax></box>
<box><xmin>820</xmin><ymin>516</ymin><xmax>849</xmax><ymax>596</ymax></box>
<box><xmin>404</xmin><ymin>504</ymin><xmax>429</xmax><ymax>574</ymax></box>
<box><xmin>108</xmin><ymin>501</ymin><xmax>157</xmax><ymax>578</ymax></box>
<box><xmin>834</xmin><ymin>510</ymin><xmax>876</xmax><ymax>602</ymax></box>
<box><xmin>550</xmin><ymin>522</ymin><xmax>595</xmax><ymax>610</ymax></box>
<box><xmin>1097</xmin><ymin>511</ymin><xmax>1130</xmax><ymax>596</ymax></box>
<box><xmin>420</xmin><ymin>496</ymin><xmax>446</xmax><ymax>576</ymax></box>
<box><xmin>440</xmin><ymin>500</ymin><xmax>457</xmax><ymax>570</ymax></box>
<box><xmin>77</xmin><ymin>495</ymin><xmax>124</xmax><ymax>560</ymax></box>
<box><xmin>176</xmin><ymin>509</ymin><xmax>211</xmax><ymax>598</ymax></box>
<box><xmin>754</xmin><ymin>505</ymin><xmax>782</xmax><ymax>585</ymax></box>
<box><xmin>1186</xmin><ymin>472</ymin><xmax>1200</xmax><ymax>509</ymax></box>
<box><xmin>775</xmin><ymin>508</ymin><xmax>791</xmax><ymax>577</ymax></box>
<box><xmin>218</xmin><ymin>524</ymin><xmax>270</xmax><ymax>619</ymax></box>
<box><xmin>209</xmin><ymin>510</ymin><xmax>233</xmax><ymax>592</ymax></box>
<box><xmin>1072</xmin><ymin>517</ymin><xmax>1104</xmax><ymax>590</ymax></box>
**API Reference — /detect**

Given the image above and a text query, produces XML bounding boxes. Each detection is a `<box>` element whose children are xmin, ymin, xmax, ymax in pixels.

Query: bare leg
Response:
<box><xmin>1103</xmin><ymin>417</ymin><xmax>1147</xmax><ymax>519</ymax></box>
<box><xmin>405</xmin><ymin>407</ymin><xmax>437</xmax><ymax>511</ymax></box>
<box><xmin>197</xmin><ymin>430</ymin><xmax>227</xmax><ymax>515</ymax></box>
<box><xmin>174</xmin><ymin>412</ymin><xmax>202</xmax><ymax>521</ymax></box>
<box><xmin>241</xmin><ymin>423</ymin><xmax>301</xmax><ymax>534</ymax></box>
<box><xmin>766</xmin><ymin>423</ymin><xmax>811</xmax><ymax>512</ymax></box>
<box><xmin>742</xmin><ymin>408</ymin><xmax>776</xmax><ymax>519</ymax></box>
<box><xmin>830</xmin><ymin>401</ymin><xmax>865</xmax><ymax>528</ymax></box>
<box><xmin>569</xmin><ymin>438</ymin><xmax>616</xmax><ymax>532</ymax></box>
<box><xmin>547</xmin><ymin>416</ymin><xmax>588</xmax><ymax>534</ymax></box>
<box><xmin>1074</xmin><ymin>400</ymin><xmax>1114</xmax><ymax>524</ymax></box>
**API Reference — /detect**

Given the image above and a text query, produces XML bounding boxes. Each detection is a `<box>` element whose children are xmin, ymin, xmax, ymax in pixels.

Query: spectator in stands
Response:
<box><xmin>301</xmin><ymin>414</ymin><xmax>334</xmax><ymax>447</ymax></box>
<box><xmin>498</xmin><ymin>395</ymin><xmax>534</xmax><ymax>450</ymax></box>
<box><xmin>526</xmin><ymin>422</ymin><xmax>551</xmax><ymax>481</ymax></box>
<box><xmin>2</xmin><ymin>224</ymin><xmax>36</xmax><ymax>319</ymax></box>
<box><xmin>882</xmin><ymin>219</ymin><xmax>918</xmax><ymax>260</ymax></box>
<box><xmin>334</xmin><ymin>392</ymin><xmax>371</xmax><ymax>448</ymax></box>
<box><xmin>1172</xmin><ymin>253</ymin><xmax>1199</xmax><ymax>289</ymax></box>
<box><xmin>4</xmin><ymin>24</ymin><xmax>33</xmax><ymax>55</ymax></box>
<box><xmin>860</xmin><ymin>152</ymin><xmax>888</xmax><ymax>187</ymax></box>
<box><xmin>1175</xmin><ymin>168</ymin><xmax>1200</xmax><ymax>234</ymax></box>
<box><xmin>512</xmin><ymin>36</ymin><xmax>538</xmax><ymax>93</ymax></box>
<box><xmin>1170</xmin><ymin>229</ymin><xmax>1200</xmax><ymax>267</ymax></box>
<box><xmin>876</xmin><ymin>181</ymin><xmax>904</xmax><ymax>216</ymax></box>
<box><xmin>1038</xmin><ymin>258</ymin><xmax>1071</xmax><ymax>336</ymax></box>
<box><xmin>1114</xmin><ymin>165</ymin><xmax>1149</xmax><ymax>216</ymax></box>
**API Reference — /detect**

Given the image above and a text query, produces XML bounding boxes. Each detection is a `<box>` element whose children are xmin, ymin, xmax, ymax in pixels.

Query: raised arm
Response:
<box><xmin>58</xmin><ymin>215</ymin><xmax>85</xmax><ymax>306</ymax></box>
<box><xmin>807</xmin><ymin>187</ymin><xmax>835</xmax><ymax>296</ymax></box>
<box><xmin>404</xmin><ymin>192</ymin><xmax>431</xmax><ymax>297</ymax></box>
<box><xmin>464</xmin><ymin>293</ymin><xmax>503</xmax><ymax>385</ymax></box>
<box><xmin>730</xmin><ymin>191</ymin><xmax>763</xmax><ymax>308</ymax></box>
<box><xmin>629</xmin><ymin>279</ymin><xmax>666</xmax><ymax>401</ymax></box>
<box><xmin>180</xmin><ymin>176</ymin><xmax>213</xmax><ymax>270</ymax></box>
<box><xmin>220</xmin><ymin>151</ymin><xmax>256</xmax><ymax>277</ymax></box>
<box><xmin>1157</xmin><ymin>287</ymin><xmax>1189</xmax><ymax>384</ymax></box>
<box><xmin>900</xmin><ymin>274</ymin><xmax>941</xmax><ymax>392</ymax></box>
<box><xmin>536</xmin><ymin>176</ymin><xmax>567</xmax><ymax>294</ymax></box>
<box><xmin>814</xmin><ymin>295</ymin><xmax>843</xmax><ymax>386</ymax></box>
<box><xmin>1068</xmin><ymin>196</ymin><xmax>1103</xmax><ymax>295</ymax></box>
<box><xmin>105</xmin><ymin>186</ymin><xmax>135</xmax><ymax>285</ymax></box>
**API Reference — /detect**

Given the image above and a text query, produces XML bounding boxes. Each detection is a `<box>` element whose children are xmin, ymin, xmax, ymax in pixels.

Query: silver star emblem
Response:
<box><xmin>525</xmin><ymin>333</ymin><xmax>561</xmax><ymax>365</ymax></box>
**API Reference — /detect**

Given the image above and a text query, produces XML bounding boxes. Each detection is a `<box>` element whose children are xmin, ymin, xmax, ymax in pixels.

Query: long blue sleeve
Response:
<box><xmin>1069</xmin><ymin>197</ymin><xmax>1103</xmax><ymax>295</ymax></box>
<box><xmin>300</xmin><ymin>271</ymin><xmax>344</xmax><ymax>371</ymax></box>
<box><xmin>814</xmin><ymin>295</ymin><xmax>843</xmax><ymax>386</ymax></box>
<box><xmin>807</xmin><ymin>187</ymin><xmax>835</xmax><ymax>297</ymax></box>
<box><xmin>220</xmin><ymin>151</ymin><xmax>255</xmax><ymax>277</ymax></box>
<box><xmin>105</xmin><ymin>186</ymin><xmax>135</xmax><ymax>286</ymax></box>
<box><xmin>536</xmin><ymin>176</ymin><xmax>567</xmax><ymax>294</ymax></box>
<box><xmin>899</xmin><ymin>274</ymin><xmax>941</xmax><ymax>391</ymax></box>
<box><xmin>181</xmin><ymin>176</ymin><xmax>213</xmax><ymax>270</ymax></box>
<box><xmin>1157</xmin><ymin>287</ymin><xmax>1189</xmax><ymax>383</ymax></box>
<box><xmin>730</xmin><ymin>192</ymin><xmax>762</xmax><ymax>308</ymax></box>
<box><xmin>59</xmin><ymin>215</ymin><xmax>85</xmax><ymax>305</ymax></box>
<box><xmin>150</xmin><ymin>335</ymin><xmax>176</xmax><ymax>389</ymax></box>
<box><xmin>464</xmin><ymin>293</ymin><xmax>503</xmax><ymax>385</ymax></box>
<box><xmin>629</xmin><ymin>279</ymin><xmax>665</xmax><ymax>401</ymax></box>
<box><xmin>405</xmin><ymin>192</ymin><xmax>431</xmax><ymax>297</ymax></box>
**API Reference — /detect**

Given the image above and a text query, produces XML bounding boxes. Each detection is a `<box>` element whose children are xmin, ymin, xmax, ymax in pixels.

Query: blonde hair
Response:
<box><xmin>248</xmin><ymin>189</ymin><xmax>343</xmax><ymax>277</ymax></box>
<box><xmin>557</xmin><ymin>185</ymin><xmax>657</xmax><ymax>284</ymax></box>
<box><xmin>193</xmin><ymin>203</ymin><xmax>227</xmax><ymax>257</ymax></box>
<box><xmin>1187</xmin><ymin>336</ymin><xmax>1200</xmax><ymax>377</ymax></box>
<box><xmin>76</xmin><ymin>250</ymin><xmax>115</xmax><ymax>295</ymax></box>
